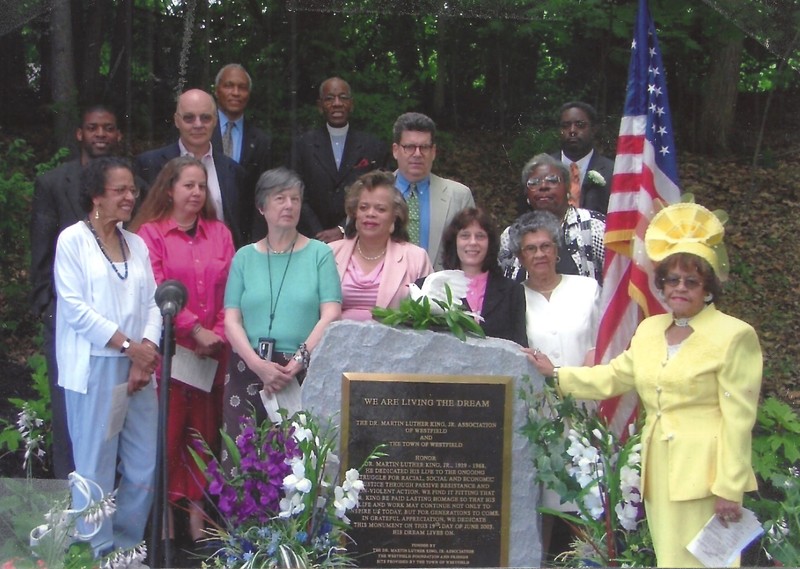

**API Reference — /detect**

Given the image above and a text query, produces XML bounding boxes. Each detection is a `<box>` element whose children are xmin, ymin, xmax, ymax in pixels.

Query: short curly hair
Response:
<box><xmin>507</xmin><ymin>210</ymin><xmax>563</xmax><ymax>257</ymax></box>
<box><xmin>79</xmin><ymin>156</ymin><xmax>134</xmax><ymax>213</ymax></box>
<box><xmin>343</xmin><ymin>170</ymin><xmax>409</xmax><ymax>242</ymax></box>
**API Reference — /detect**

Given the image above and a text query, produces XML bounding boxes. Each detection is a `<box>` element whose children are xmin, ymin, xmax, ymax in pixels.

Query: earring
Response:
<box><xmin>390</xmin><ymin>223</ymin><xmax>396</xmax><ymax>234</ymax></box>
<box><xmin>656</xmin><ymin>289</ymin><xmax>665</xmax><ymax>300</ymax></box>
<box><xmin>94</xmin><ymin>209</ymin><xmax>100</xmax><ymax>220</ymax></box>
<box><xmin>704</xmin><ymin>293</ymin><xmax>713</xmax><ymax>302</ymax></box>
<box><xmin>526</xmin><ymin>197</ymin><xmax>531</xmax><ymax>206</ymax></box>
<box><xmin>556</xmin><ymin>255</ymin><xmax>561</xmax><ymax>263</ymax></box>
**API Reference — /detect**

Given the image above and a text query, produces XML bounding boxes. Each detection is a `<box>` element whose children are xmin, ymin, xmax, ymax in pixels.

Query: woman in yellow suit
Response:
<box><xmin>527</xmin><ymin>202</ymin><xmax>762</xmax><ymax>567</ymax></box>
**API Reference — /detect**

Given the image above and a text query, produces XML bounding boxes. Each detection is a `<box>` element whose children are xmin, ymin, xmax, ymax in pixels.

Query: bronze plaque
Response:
<box><xmin>341</xmin><ymin>373</ymin><xmax>513</xmax><ymax>568</ymax></box>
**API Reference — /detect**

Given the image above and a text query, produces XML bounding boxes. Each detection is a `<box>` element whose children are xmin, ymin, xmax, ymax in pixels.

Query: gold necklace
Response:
<box><xmin>356</xmin><ymin>239</ymin><xmax>386</xmax><ymax>261</ymax></box>
<box><xmin>265</xmin><ymin>234</ymin><xmax>298</xmax><ymax>254</ymax></box>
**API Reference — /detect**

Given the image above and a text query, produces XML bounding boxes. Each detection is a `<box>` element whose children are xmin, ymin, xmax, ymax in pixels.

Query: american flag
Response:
<box><xmin>596</xmin><ymin>0</ymin><xmax>682</xmax><ymax>436</ymax></box>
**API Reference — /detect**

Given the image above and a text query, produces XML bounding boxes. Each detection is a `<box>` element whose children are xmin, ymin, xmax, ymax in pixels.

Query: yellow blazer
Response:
<box><xmin>329</xmin><ymin>237</ymin><xmax>433</xmax><ymax>310</ymax></box>
<box><xmin>558</xmin><ymin>304</ymin><xmax>761</xmax><ymax>503</ymax></box>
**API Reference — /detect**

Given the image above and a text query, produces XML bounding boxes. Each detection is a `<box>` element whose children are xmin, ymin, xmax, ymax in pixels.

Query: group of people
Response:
<box><xmin>31</xmin><ymin>64</ymin><xmax>763</xmax><ymax>568</ymax></box>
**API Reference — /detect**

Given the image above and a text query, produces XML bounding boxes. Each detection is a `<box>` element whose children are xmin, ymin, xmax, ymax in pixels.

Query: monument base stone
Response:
<box><xmin>302</xmin><ymin>320</ymin><xmax>544</xmax><ymax>568</ymax></box>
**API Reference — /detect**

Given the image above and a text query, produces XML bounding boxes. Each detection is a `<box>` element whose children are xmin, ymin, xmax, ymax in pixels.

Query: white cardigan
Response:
<box><xmin>54</xmin><ymin>221</ymin><xmax>161</xmax><ymax>393</ymax></box>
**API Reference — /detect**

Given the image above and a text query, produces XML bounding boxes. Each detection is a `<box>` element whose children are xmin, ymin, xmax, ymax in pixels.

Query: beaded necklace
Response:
<box><xmin>85</xmin><ymin>218</ymin><xmax>128</xmax><ymax>280</ymax></box>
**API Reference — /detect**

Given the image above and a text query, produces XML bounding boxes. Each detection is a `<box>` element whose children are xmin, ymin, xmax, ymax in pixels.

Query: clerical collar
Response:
<box><xmin>326</xmin><ymin>123</ymin><xmax>349</xmax><ymax>137</ymax></box>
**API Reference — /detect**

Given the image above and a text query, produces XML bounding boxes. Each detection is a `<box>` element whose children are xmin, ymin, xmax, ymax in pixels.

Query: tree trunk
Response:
<box><xmin>696</xmin><ymin>34</ymin><xmax>743</xmax><ymax>155</ymax></box>
<box><xmin>50</xmin><ymin>0</ymin><xmax>78</xmax><ymax>150</ymax></box>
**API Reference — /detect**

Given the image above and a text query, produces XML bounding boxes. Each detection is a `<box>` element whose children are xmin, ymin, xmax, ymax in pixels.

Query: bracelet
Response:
<box><xmin>191</xmin><ymin>324</ymin><xmax>202</xmax><ymax>336</ymax></box>
<box><xmin>293</xmin><ymin>342</ymin><xmax>311</xmax><ymax>369</ymax></box>
<box><xmin>550</xmin><ymin>366</ymin><xmax>560</xmax><ymax>386</ymax></box>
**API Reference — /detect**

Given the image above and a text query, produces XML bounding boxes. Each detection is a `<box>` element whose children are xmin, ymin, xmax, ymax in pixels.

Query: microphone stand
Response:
<box><xmin>150</xmin><ymin>307</ymin><xmax>177</xmax><ymax>568</ymax></box>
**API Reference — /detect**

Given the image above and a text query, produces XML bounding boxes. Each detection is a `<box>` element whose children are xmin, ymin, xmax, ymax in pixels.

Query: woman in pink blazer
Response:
<box><xmin>329</xmin><ymin>171</ymin><xmax>433</xmax><ymax>319</ymax></box>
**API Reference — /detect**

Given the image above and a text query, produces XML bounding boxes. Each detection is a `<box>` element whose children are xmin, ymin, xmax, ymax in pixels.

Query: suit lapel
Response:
<box><xmin>61</xmin><ymin>162</ymin><xmax>83</xmax><ymax>222</ymax></box>
<box><xmin>480</xmin><ymin>273</ymin><xmax>503</xmax><ymax>317</ymax></box>
<box><xmin>428</xmin><ymin>175</ymin><xmax>450</xmax><ymax>261</ymax></box>
<box><xmin>310</xmin><ymin>128</ymin><xmax>340</xmax><ymax>183</ymax></box>
<box><xmin>376</xmin><ymin>240</ymin><xmax>406</xmax><ymax>308</ymax></box>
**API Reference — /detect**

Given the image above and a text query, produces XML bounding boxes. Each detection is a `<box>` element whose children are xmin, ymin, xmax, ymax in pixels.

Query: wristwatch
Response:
<box><xmin>120</xmin><ymin>339</ymin><xmax>131</xmax><ymax>353</ymax></box>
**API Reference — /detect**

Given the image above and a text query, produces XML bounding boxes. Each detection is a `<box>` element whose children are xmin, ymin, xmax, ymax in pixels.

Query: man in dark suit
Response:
<box><xmin>135</xmin><ymin>89</ymin><xmax>245</xmax><ymax>245</ymax></box>
<box><xmin>211</xmin><ymin>64</ymin><xmax>271</xmax><ymax>241</ymax></box>
<box><xmin>30</xmin><ymin>104</ymin><xmax>131</xmax><ymax>478</ymax></box>
<box><xmin>289</xmin><ymin>77</ymin><xmax>389</xmax><ymax>243</ymax></box>
<box><xmin>551</xmin><ymin>101</ymin><xmax>615</xmax><ymax>214</ymax></box>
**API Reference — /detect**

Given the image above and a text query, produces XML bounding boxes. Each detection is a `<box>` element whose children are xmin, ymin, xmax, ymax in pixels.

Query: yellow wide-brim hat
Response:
<box><xmin>644</xmin><ymin>202</ymin><xmax>727</xmax><ymax>277</ymax></box>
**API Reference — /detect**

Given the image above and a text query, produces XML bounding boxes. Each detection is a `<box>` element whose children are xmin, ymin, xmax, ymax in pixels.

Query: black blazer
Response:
<box><xmin>414</xmin><ymin>272</ymin><xmax>528</xmax><ymax>346</ymax></box>
<box><xmin>289</xmin><ymin>126</ymin><xmax>389</xmax><ymax>237</ymax></box>
<box><xmin>135</xmin><ymin>142</ymin><xmax>246</xmax><ymax>246</ymax></box>
<box><xmin>30</xmin><ymin>160</ymin><xmax>85</xmax><ymax>317</ymax></box>
<box><xmin>549</xmin><ymin>150</ymin><xmax>615</xmax><ymax>214</ymax></box>
<box><xmin>211</xmin><ymin>118</ymin><xmax>272</xmax><ymax>241</ymax></box>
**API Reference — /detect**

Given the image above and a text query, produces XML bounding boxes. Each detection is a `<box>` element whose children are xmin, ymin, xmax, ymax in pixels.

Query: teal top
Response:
<box><xmin>224</xmin><ymin>240</ymin><xmax>342</xmax><ymax>353</ymax></box>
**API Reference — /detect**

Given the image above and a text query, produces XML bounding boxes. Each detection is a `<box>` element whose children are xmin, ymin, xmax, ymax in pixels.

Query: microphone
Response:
<box><xmin>155</xmin><ymin>280</ymin><xmax>188</xmax><ymax>317</ymax></box>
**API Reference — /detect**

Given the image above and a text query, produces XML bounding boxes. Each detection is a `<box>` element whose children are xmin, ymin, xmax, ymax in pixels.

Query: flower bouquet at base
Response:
<box><xmin>372</xmin><ymin>271</ymin><xmax>485</xmax><ymax>341</ymax></box>
<box><xmin>1</xmin><ymin>406</ymin><xmax>146</xmax><ymax>569</ymax></box>
<box><xmin>519</xmin><ymin>377</ymin><xmax>655</xmax><ymax>567</ymax></box>
<box><xmin>190</xmin><ymin>410</ymin><xmax>385</xmax><ymax>569</ymax></box>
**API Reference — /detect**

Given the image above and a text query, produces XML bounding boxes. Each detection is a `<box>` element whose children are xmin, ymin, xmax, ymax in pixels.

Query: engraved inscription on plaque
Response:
<box><xmin>341</xmin><ymin>373</ymin><xmax>512</xmax><ymax>568</ymax></box>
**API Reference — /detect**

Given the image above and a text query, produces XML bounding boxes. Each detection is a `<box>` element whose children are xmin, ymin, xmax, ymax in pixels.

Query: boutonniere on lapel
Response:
<box><xmin>355</xmin><ymin>157</ymin><xmax>373</xmax><ymax>170</ymax></box>
<box><xmin>587</xmin><ymin>170</ymin><xmax>606</xmax><ymax>186</ymax></box>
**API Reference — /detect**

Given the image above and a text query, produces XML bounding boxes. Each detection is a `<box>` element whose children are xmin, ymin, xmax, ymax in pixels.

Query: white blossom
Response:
<box><xmin>283</xmin><ymin>459</ymin><xmax>312</xmax><ymax>494</ymax></box>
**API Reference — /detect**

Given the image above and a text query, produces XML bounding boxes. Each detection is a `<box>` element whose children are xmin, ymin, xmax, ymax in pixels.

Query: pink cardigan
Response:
<box><xmin>329</xmin><ymin>238</ymin><xmax>433</xmax><ymax>310</ymax></box>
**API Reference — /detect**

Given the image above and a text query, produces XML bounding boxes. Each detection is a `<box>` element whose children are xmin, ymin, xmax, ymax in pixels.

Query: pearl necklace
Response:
<box><xmin>265</xmin><ymin>234</ymin><xmax>297</xmax><ymax>254</ymax></box>
<box><xmin>356</xmin><ymin>240</ymin><xmax>386</xmax><ymax>261</ymax></box>
<box><xmin>673</xmin><ymin>317</ymin><xmax>691</xmax><ymax>328</ymax></box>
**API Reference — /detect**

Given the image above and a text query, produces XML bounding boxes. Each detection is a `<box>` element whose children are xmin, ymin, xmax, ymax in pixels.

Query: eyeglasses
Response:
<box><xmin>661</xmin><ymin>275</ymin><xmax>703</xmax><ymax>289</ymax></box>
<box><xmin>322</xmin><ymin>94</ymin><xmax>352</xmax><ymax>103</ymax></box>
<box><xmin>526</xmin><ymin>175</ymin><xmax>562</xmax><ymax>188</ymax></box>
<box><xmin>178</xmin><ymin>113</ymin><xmax>214</xmax><ymax>124</ymax></box>
<box><xmin>520</xmin><ymin>242</ymin><xmax>555</xmax><ymax>255</ymax></box>
<box><xmin>106</xmin><ymin>186</ymin><xmax>140</xmax><ymax>199</ymax></box>
<box><xmin>560</xmin><ymin>120</ymin><xmax>589</xmax><ymax>130</ymax></box>
<box><xmin>398</xmin><ymin>143</ymin><xmax>434</xmax><ymax>156</ymax></box>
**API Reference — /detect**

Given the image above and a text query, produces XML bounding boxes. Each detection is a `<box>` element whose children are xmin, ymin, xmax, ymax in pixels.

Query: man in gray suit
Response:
<box><xmin>30</xmin><ymin>105</ymin><xmax>129</xmax><ymax>478</ymax></box>
<box><xmin>551</xmin><ymin>101</ymin><xmax>615</xmax><ymax>214</ymax></box>
<box><xmin>392</xmin><ymin>112</ymin><xmax>475</xmax><ymax>269</ymax></box>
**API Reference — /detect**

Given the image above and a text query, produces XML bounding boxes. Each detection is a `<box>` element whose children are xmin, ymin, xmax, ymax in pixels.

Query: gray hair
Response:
<box><xmin>507</xmin><ymin>210</ymin><xmax>563</xmax><ymax>256</ymax></box>
<box><xmin>255</xmin><ymin>167</ymin><xmax>304</xmax><ymax>209</ymax></box>
<box><xmin>392</xmin><ymin>112</ymin><xmax>436</xmax><ymax>143</ymax></box>
<box><xmin>318</xmin><ymin>76</ymin><xmax>352</xmax><ymax>99</ymax></box>
<box><xmin>214</xmin><ymin>63</ymin><xmax>253</xmax><ymax>90</ymax></box>
<box><xmin>520</xmin><ymin>153</ymin><xmax>569</xmax><ymax>190</ymax></box>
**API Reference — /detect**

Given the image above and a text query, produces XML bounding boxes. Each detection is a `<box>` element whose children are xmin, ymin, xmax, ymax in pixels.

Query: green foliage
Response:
<box><xmin>0</xmin><ymin>353</ymin><xmax>53</xmax><ymax>474</ymax></box>
<box><xmin>750</xmin><ymin>396</ymin><xmax>800</xmax><ymax>481</ymax></box>
<box><xmin>506</xmin><ymin>127</ymin><xmax>560</xmax><ymax>170</ymax></box>
<box><xmin>372</xmin><ymin>285</ymin><xmax>485</xmax><ymax>342</ymax></box>
<box><xmin>0</xmin><ymin>140</ymin><xmax>68</xmax><ymax>356</ymax></box>
<box><xmin>745</xmin><ymin>396</ymin><xmax>800</xmax><ymax>565</ymax></box>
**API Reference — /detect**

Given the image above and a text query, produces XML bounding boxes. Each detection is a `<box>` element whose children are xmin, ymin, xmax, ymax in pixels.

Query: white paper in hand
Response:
<box><xmin>686</xmin><ymin>508</ymin><xmax>763</xmax><ymax>567</ymax></box>
<box><xmin>259</xmin><ymin>377</ymin><xmax>303</xmax><ymax>424</ymax></box>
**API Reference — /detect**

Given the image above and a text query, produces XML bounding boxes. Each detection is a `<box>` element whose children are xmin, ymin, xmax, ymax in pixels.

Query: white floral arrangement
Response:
<box><xmin>587</xmin><ymin>170</ymin><xmax>606</xmax><ymax>186</ymax></box>
<box><xmin>519</xmin><ymin>377</ymin><xmax>654</xmax><ymax>566</ymax></box>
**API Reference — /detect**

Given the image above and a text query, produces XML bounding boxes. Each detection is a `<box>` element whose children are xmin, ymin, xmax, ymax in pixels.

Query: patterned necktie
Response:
<box><xmin>407</xmin><ymin>183</ymin><xmax>420</xmax><ymax>244</ymax></box>
<box><xmin>569</xmin><ymin>162</ymin><xmax>581</xmax><ymax>208</ymax></box>
<box><xmin>222</xmin><ymin>121</ymin><xmax>234</xmax><ymax>158</ymax></box>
